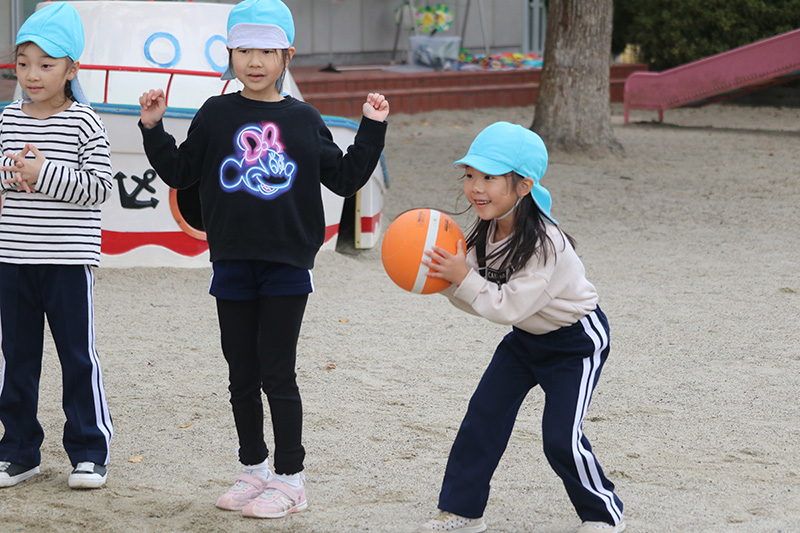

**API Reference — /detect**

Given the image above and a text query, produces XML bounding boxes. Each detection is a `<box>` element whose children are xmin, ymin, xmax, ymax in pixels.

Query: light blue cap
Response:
<box><xmin>222</xmin><ymin>0</ymin><xmax>295</xmax><ymax>81</ymax></box>
<box><xmin>15</xmin><ymin>2</ymin><xmax>88</xmax><ymax>104</ymax></box>
<box><xmin>454</xmin><ymin>122</ymin><xmax>557</xmax><ymax>224</ymax></box>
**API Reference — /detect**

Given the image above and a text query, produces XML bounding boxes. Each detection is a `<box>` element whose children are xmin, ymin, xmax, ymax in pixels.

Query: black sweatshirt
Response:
<box><xmin>140</xmin><ymin>93</ymin><xmax>387</xmax><ymax>269</ymax></box>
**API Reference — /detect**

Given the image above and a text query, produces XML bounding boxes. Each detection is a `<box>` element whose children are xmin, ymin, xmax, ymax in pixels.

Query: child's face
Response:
<box><xmin>15</xmin><ymin>42</ymin><xmax>77</xmax><ymax>108</ymax></box>
<box><xmin>230</xmin><ymin>47</ymin><xmax>295</xmax><ymax>101</ymax></box>
<box><xmin>463</xmin><ymin>166</ymin><xmax>531</xmax><ymax>222</ymax></box>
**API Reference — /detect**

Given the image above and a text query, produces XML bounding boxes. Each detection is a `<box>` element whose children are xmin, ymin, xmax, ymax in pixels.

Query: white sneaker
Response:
<box><xmin>0</xmin><ymin>461</ymin><xmax>39</xmax><ymax>487</ymax></box>
<box><xmin>577</xmin><ymin>520</ymin><xmax>626</xmax><ymax>533</ymax></box>
<box><xmin>68</xmin><ymin>462</ymin><xmax>107</xmax><ymax>489</ymax></box>
<box><xmin>419</xmin><ymin>511</ymin><xmax>487</xmax><ymax>532</ymax></box>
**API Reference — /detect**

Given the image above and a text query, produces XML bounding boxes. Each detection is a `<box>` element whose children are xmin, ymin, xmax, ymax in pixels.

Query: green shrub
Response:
<box><xmin>613</xmin><ymin>0</ymin><xmax>800</xmax><ymax>70</ymax></box>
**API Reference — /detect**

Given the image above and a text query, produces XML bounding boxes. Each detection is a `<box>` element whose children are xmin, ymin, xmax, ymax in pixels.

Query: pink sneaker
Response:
<box><xmin>215</xmin><ymin>473</ymin><xmax>270</xmax><ymax>511</ymax></box>
<box><xmin>241</xmin><ymin>475</ymin><xmax>307</xmax><ymax>519</ymax></box>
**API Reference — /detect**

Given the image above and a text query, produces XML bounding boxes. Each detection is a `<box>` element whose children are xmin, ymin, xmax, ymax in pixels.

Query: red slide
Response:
<box><xmin>624</xmin><ymin>28</ymin><xmax>800</xmax><ymax>123</ymax></box>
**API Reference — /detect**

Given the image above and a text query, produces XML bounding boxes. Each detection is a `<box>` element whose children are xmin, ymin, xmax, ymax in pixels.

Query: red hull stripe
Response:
<box><xmin>102</xmin><ymin>224</ymin><xmax>348</xmax><ymax>255</ymax></box>
<box><xmin>101</xmin><ymin>230</ymin><xmax>209</xmax><ymax>256</ymax></box>
<box><xmin>360</xmin><ymin>211</ymin><xmax>381</xmax><ymax>234</ymax></box>
<box><xmin>324</xmin><ymin>224</ymin><xmax>339</xmax><ymax>243</ymax></box>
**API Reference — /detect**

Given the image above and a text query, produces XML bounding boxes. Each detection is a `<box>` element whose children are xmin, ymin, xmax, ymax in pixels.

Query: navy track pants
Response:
<box><xmin>438</xmin><ymin>307</ymin><xmax>623</xmax><ymax>525</ymax></box>
<box><xmin>0</xmin><ymin>263</ymin><xmax>113</xmax><ymax>468</ymax></box>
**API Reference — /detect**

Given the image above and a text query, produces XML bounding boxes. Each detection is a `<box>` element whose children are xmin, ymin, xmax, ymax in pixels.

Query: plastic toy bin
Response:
<box><xmin>408</xmin><ymin>35</ymin><xmax>462</xmax><ymax>70</ymax></box>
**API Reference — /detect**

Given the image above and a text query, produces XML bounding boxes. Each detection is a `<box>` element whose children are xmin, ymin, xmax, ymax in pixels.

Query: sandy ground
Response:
<box><xmin>1</xmin><ymin>101</ymin><xmax>799</xmax><ymax>532</ymax></box>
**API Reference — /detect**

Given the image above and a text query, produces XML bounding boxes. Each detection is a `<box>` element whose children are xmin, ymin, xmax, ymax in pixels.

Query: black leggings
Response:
<box><xmin>216</xmin><ymin>294</ymin><xmax>308</xmax><ymax>474</ymax></box>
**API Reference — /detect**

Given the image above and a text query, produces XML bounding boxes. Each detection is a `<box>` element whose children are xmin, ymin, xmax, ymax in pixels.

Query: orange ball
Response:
<box><xmin>381</xmin><ymin>208</ymin><xmax>464</xmax><ymax>294</ymax></box>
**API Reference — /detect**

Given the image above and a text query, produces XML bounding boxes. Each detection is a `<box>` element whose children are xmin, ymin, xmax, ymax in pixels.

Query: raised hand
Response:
<box><xmin>139</xmin><ymin>89</ymin><xmax>167</xmax><ymax>129</ymax></box>
<box><xmin>362</xmin><ymin>93</ymin><xmax>390</xmax><ymax>122</ymax></box>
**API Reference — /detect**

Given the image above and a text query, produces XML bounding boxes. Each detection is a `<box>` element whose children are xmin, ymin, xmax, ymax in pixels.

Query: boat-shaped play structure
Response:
<box><xmin>1</xmin><ymin>1</ymin><xmax>388</xmax><ymax>267</ymax></box>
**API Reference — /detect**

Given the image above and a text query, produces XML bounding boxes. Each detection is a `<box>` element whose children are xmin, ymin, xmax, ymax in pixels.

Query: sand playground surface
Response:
<box><xmin>1</xmin><ymin>102</ymin><xmax>799</xmax><ymax>532</ymax></box>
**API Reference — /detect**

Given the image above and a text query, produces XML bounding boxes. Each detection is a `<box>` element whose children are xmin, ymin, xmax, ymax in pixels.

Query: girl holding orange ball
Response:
<box><xmin>419</xmin><ymin>122</ymin><xmax>625</xmax><ymax>533</ymax></box>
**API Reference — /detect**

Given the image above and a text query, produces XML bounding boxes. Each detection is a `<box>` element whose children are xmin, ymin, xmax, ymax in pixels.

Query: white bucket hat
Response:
<box><xmin>221</xmin><ymin>0</ymin><xmax>295</xmax><ymax>81</ymax></box>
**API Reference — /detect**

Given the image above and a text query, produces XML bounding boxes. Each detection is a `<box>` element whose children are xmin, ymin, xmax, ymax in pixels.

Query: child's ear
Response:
<box><xmin>517</xmin><ymin>177</ymin><xmax>534</xmax><ymax>197</ymax></box>
<box><xmin>285</xmin><ymin>46</ymin><xmax>296</xmax><ymax>66</ymax></box>
<box><xmin>67</xmin><ymin>60</ymin><xmax>80</xmax><ymax>81</ymax></box>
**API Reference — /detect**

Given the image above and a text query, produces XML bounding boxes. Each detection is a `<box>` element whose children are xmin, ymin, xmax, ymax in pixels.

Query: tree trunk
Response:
<box><xmin>532</xmin><ymin>0</ymin><xmax>624</xmax><ymax>157</ymax></box>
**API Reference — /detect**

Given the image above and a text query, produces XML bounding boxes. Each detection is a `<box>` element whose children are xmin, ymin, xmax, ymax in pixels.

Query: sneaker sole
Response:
<box><xmin>68</xmin><ymin>474</ymin><xmax>107</xmax><ymax>489</ymax></box>
<box><xmin>0</xmin><ymin>466</ymin><xmax>40</xmax><ymax>488</ymax></box>
<box><xmin>242</xmin><ymin>499</ymin><xmax>308</xmax><ymax>519</ymax></box>
<box><xmin>216</xmin><ymin>500</ymin><xmax>248</xmax><ymax>511</ymax></box>
<box><xmin>216</xmin><ymin>496</ymin><xmax>258</xmax><ymax>511</ymax></box>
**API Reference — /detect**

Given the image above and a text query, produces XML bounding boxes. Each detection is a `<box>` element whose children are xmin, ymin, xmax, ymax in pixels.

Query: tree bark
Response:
<box><xmin>532</xmin><ymin>0</ymin><xmax>624</xmax><ymax>157</ymax></box>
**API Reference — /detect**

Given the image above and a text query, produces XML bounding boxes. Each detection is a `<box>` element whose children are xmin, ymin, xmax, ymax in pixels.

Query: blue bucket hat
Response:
<box><xmin>454</xmin><ymin>122</ymin><xmax>557</xmax><ymax>224</ymax></box>
<box><xmin>15</xmin><ymin>2</ymin><xmax>88</xmax><ymax>105</ymax></box>
<box><xmin>221</xmin><ymin>0</ymin><xmax>295</xmax><ymax>81</ymax></box>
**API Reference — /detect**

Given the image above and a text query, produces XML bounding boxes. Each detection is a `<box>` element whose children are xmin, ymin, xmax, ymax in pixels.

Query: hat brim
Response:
<box><xmin>227</xmin><ymin>23</ymin><xmax>291</xmax><ymax>50</ymax></box>
<box><xmin>454</xmin><ymin>154</ymin><xmax>514</xmax><ymax>177</ymax></box>
<box><xmin>17</xmin><ymin>34</ymin><xmax>73</xmax><ymax>61</ymax></box>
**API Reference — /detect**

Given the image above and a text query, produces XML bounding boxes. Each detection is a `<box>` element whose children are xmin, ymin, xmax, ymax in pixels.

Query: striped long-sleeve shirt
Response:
<box><xmin>0</xmin><ymin>100</ymin><xmax>112</xmax><ymax>266</ymax></box>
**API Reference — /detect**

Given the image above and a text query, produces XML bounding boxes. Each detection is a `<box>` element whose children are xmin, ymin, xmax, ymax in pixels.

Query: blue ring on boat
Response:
<box><xmin>144</xmin><ymin>32</ymin><xmax>181</xmax><ymax>69</ymax></box>
<box><xmin>205</xmin><ymin>35</ymin><xmax>228</xmax><ymax>73</ymax></box>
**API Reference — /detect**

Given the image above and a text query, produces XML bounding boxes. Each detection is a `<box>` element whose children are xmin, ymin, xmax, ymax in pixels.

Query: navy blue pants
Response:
<box><xmin>438</xmin><ymin>308</ymin><xmax>623</xmax><ymax>525</ymax></box>
<box><xmin>0</xmin><ymin>263</ymin><xmax>113</xmax><ymax>469</ymax></box>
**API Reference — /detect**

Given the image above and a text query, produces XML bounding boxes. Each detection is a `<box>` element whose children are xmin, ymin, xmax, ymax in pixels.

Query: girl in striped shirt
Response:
<box><xmin>0</xmin><ymin>3</ymin><xmax>113</xmax><ymax>490</ymax></box>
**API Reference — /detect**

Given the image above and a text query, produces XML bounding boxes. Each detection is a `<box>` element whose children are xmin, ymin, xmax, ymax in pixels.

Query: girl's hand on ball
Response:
<box><xmin>424</xmin><ymin>240</ymin><xmax>469</xmax><ymax>286</ymax></box>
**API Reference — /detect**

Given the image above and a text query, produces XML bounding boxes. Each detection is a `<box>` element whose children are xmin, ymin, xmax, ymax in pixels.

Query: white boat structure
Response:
<box><xmin>2</xmin><ymin>1</ymin><xmax>388</xmax><ymax>267</ymax></box>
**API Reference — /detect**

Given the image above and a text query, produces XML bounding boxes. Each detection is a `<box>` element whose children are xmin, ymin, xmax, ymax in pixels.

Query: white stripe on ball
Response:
<box><xmin>411</xmin><ymin>209</ymin><xmax>441</xmax><ymax>294</ymax></box>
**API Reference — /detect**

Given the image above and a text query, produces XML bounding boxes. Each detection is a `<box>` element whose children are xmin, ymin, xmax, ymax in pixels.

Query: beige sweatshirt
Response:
<box><xmin>443</xmin><ymin>221</ymin><xmax>598</xmax><ymax>335</ymax></box>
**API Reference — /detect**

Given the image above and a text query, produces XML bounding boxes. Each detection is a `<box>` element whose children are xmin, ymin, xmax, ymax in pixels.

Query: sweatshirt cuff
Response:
<box><xmin>356</xmin><ymin>116</ymin><xmax>387</xmax><ymax>144</ymax></box>
<box><xmin>452</xmin><ymin>269</ymin><xmax>484</xmax><ymax>304</ymax></box>
<box><xmin>138</xmin><ymin>119</ymin><xmax>165</xmax><ymax>138</ymax></box>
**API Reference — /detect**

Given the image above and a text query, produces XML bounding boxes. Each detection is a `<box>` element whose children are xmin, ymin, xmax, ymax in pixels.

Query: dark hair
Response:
<box><xmin>14</xmin><ymin>42</ymin><xmax>76</xmax><ymax>103</ymax></box>
<box><xmin>276</xmin><ymin>49</ymin><xmax>290</xmax><ymax>92</ymax></box>
<box><xmin>463</xmin><ymin>172</ymin><xmax>575</xmax><ymax>274</ymax></box>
